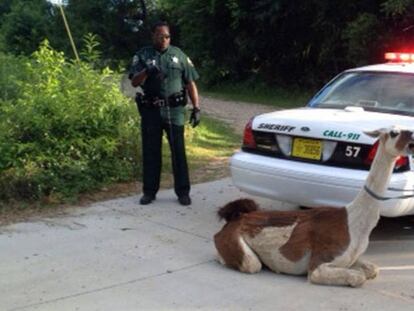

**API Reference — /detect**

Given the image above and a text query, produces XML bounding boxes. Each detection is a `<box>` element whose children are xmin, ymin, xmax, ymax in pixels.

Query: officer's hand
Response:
<box><xmin>189</xmin><ymin>107</ymin><xmax>201</xmax><ymax>128</ymax></box>
<box><xmin>145</xmin><ymin>63</ymin><xmax>161</xmax><ymax>77</ymax></box>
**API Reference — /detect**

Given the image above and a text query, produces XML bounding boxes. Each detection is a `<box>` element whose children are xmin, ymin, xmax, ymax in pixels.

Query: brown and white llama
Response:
<box><xmin>214</xmin><ymin>126</ymin><xmax>414</xmax><ymax>287</ymax></box>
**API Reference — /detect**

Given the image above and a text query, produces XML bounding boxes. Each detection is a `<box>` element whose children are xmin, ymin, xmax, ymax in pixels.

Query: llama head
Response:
<box><xmin>364</xmin><ymin>126</ymin><xmax>414</xmax><ymax>157</ymax></box>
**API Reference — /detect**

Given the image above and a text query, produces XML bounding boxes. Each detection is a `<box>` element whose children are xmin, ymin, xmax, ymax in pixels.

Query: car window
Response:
<box><xmin>309</xmin><ymin>71</ymin><xmax>414</xmax><ymax>115</ymax></box>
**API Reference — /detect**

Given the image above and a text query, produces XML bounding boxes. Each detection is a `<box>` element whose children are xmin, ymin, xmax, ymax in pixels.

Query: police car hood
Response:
<box><xmin>252</xmin><ymin>107</ymin><xmax>414</xmax><ymax>144</ymax></box>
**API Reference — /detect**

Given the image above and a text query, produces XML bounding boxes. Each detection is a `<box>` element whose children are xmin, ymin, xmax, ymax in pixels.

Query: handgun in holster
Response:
<box><xmin>135</xmin><ymin>93</ymin><xmax>146</xmax><ymax>112</ymax></box>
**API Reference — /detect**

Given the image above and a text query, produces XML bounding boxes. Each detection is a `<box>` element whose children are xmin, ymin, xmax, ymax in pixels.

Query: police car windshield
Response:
<box><xmin>309</xmin><ymin>71</ymin><xmax>414</xmax><ymax>116</ymax></box>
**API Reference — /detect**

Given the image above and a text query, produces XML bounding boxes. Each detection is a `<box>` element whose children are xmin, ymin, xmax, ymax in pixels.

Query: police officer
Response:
<box><xmin>129</xmin><ymin>21</ymin><xmax>200</xmax><ymax>206</ymax></box>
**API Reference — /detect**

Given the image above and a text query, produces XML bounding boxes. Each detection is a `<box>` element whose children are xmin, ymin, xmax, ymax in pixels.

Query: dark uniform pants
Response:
<box><xmin>140</xmin><ymin>106</ymin><xmax>190</xmax><ymax>198</ymax></box>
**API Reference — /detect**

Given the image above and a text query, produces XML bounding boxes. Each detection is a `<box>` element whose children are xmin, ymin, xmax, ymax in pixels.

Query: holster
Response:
<box><xmin>135</xmin><ymin>93</ymin><xmax>147</xmax><ymax>113</ymax></box>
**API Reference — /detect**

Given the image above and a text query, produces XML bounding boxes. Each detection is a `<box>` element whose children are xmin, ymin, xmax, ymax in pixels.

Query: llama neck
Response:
<box><xmin>346</xmin><ymin>143</ymin><xmax>396</xmax><ymax>231</ymax></box>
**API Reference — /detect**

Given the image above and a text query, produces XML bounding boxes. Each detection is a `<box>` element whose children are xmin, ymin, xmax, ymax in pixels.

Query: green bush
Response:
<box><xmin>0</xmin><ymin>41</ymin><xmax>140</xmax><ymax>201</ymax></box>
<box><xmin>0</xmin><ymin>53</ymin><xmax>28</xmax><ymax>101</ymax></box>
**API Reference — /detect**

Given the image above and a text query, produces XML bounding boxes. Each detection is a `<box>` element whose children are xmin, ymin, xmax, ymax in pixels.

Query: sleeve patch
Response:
<box><xmin>187</xmin><ymin>57</ymin><xmax>194</xmax><ymax>67</ymax></box>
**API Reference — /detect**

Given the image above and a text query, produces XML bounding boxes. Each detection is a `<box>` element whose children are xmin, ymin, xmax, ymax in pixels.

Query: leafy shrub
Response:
<box><xmin>0</xmin><ymin>53</ymin><xmax>28</xmax><ymax>101</ymax></box>
<box><xmin>0</xmin><ymin>40</ymin><xmax>140</xmax><ymax>201</ymax></box>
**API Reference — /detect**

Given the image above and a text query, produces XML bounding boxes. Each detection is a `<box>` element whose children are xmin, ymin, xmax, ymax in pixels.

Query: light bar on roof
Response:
<box><xmin>385</xmin><ymin>52</ymin><xmax>414</xmax><ymax>63</ymax></box>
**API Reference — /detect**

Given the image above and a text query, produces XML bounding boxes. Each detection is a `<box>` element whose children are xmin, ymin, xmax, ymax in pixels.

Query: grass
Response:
<box><xmin>200</xmin><ymin>81</ymin><xmax>314</xmax><ymax>108</ymax></box>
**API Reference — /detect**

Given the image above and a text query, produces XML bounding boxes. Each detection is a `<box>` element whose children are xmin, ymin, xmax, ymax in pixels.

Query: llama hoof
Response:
<box><xmin>364</xmin><ymin>264</ymin><xmax>379</xmax><ymax>280</ymax></box>
<box><xmin>364</xmin><ymin>266</ymin><xmax>379</xmax><ymax>280</ymax></box>
<box><xmin>353</xmin><ymin>261</ymin><xmax>379</xmax><ymax>280</ymax></box>
<box><xmin>348</xmin><ymin>272</ymin><xmax>366</xmax><ymax>288</ymax></box>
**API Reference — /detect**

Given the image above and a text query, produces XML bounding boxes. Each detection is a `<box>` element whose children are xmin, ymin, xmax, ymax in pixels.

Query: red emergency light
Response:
<box><xmin>385</xmin><ymin>52</ymin><xmax>414</xmax><ymax>63</ymax></box>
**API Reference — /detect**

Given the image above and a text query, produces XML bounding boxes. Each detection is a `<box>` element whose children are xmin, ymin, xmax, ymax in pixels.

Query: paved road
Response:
<box><xmin>1</xmin><ymin>178</ymin><xmax>414</xmax><ymax>311</ymax></box>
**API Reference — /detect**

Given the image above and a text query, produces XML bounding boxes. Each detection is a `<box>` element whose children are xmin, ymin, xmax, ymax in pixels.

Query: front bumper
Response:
<box><xmin>230</xmin><ymin>151</ymin><xmax>414</xmax><ymax>217</ymax></box>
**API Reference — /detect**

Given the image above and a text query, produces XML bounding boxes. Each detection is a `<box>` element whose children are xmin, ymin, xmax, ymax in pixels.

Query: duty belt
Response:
<box><xmin>137</xmin><ymin>92</ymin><xmax>186</xmax><ymax>108</ymax></box>
<box><xmin>150</xmin><ymin>97</ymin><xmax>168</xmax><ymax>107</ymax></box>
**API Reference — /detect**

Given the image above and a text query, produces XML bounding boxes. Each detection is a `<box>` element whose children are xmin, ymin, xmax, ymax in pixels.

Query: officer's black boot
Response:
<box><xmin>140</xmin><ymin>194</ymin><xmax>156</xmax><ymax>205</ymax></box>
<box><xmin>178</xmin><ymin>195</ymin><xmax>191</xmax><ymax>206</ymax></box>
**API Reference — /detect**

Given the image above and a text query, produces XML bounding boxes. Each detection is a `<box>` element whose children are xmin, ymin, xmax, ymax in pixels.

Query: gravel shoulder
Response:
<box><xmin>200</xmin><ymin>95</ymin><xmax>275</xmax><ymax>134</ymax></box>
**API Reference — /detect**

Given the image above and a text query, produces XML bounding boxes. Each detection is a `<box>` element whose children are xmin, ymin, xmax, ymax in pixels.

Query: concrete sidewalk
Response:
<box><xmin>1</xmin><ymin>178</ymin><xmax>414</xmax><ymax>311</ymax></box>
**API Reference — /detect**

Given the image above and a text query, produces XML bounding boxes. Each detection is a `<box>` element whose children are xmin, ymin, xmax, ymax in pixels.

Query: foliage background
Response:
<box><xmin>1</xmin><ymin>0</ymin><xmax>414</xmax><ymax>87</ymax></box>
<box><xmin>160</xmin><ymin>0</ymin><xmax>414</xmax><ymax>86</ymax></box>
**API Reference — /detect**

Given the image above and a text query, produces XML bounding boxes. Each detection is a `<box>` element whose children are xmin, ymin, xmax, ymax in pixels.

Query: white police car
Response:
<box><xmin>231</xmin><ymin>52</ymin><xmax>414</xmax><ymax>217</ymax></box>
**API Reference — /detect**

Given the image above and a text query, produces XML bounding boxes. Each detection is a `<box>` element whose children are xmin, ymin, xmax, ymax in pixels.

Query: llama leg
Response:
<box><xmin>214</xmin><ymin>230</ymin><xmax>262</xmax><ymax>274</ymax></box>
<box><xmin>238</xmin><ymin>237</ymin><xmax>263</xmax><ymax>273</ymax></box>
<box><xmin>309</xmin><ymin>263</ymin><xmax>366</xmax><ymax>287</ymax></box>
<box><xmin>351</xmin><ymin>259</ymin><xmax>379</xmax><ymax>280</ymax></box>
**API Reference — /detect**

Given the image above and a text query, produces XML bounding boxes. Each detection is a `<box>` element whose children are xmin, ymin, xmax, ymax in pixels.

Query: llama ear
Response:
<box><xmin>364</xmin><ymin>128</ymin><xmax>385</xmax><ymax>138</ymax></box>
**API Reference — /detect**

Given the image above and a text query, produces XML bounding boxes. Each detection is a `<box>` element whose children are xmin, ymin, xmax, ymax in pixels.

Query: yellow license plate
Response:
<box><xmin>292</xmin><ymin>138</ymin><xmax>322</xmax><ymax>160</ymax></box>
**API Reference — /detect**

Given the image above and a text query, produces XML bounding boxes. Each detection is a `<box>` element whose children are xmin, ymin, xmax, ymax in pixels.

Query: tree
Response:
<box><xmin>380</xmin><ymin>0</ymin><xmax>414</xmax><ymax>52</ymax></box>
<box><xmin>57</xmin><ymin>0</ymin><xmax>151</xmax><ymax>64</ymax></box>
<box><xmin>159</xmin><ymin>0</ymin><xmax>411</xmax><ymax>87</ymax></box>
<box><xmin>0</xmin><ymin>0</ymin><xmax>13</xmax><ymax>17</ymax></box>
<box><xmin>0</xmin><ymin>0</ymin><xmax>53</xmax><ymax>55</ymax></box>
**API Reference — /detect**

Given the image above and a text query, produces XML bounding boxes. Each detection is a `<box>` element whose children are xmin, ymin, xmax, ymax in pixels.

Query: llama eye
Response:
<box><xmin>389</xmin><ymin>130</ymin><xmax>399</xmax><ymax>138</ymax></box>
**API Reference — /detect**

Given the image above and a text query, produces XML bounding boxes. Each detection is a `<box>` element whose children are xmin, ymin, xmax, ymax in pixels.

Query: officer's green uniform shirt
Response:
<box><xmin>130</xmin><ymin>45</ymin><xmax>199</xmax><ymax>126</ymax></box>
